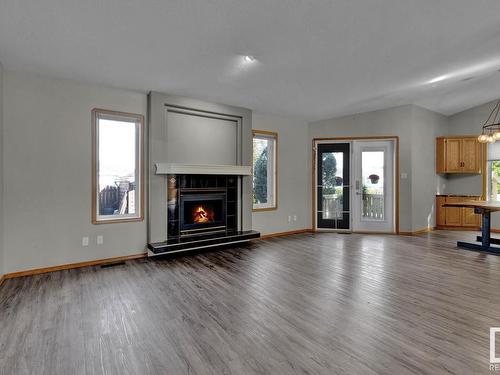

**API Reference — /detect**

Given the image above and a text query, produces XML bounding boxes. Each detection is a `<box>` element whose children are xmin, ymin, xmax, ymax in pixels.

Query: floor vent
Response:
<box><xmin>100</xmin><ymin>262</ymin><xmax>126</xmax><ymax>269</ymax></box>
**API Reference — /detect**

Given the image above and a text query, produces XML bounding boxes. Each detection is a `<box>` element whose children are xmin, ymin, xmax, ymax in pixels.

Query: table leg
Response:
<box><xmin>482</xmin><ymin>210</ymin><xmax>491</xmax><ymax>249</ymax></box>
<box><xmin>457</xmin><ymin>209</ymin><xmax>500</xmax><ymax>254</ymax></box>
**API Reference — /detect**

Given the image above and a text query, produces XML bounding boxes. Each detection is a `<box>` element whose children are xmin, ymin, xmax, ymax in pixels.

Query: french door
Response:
<box><xmin>352</xmin><ymin>140</ymin><xmax>395</xmax><ymax>232</ymax></box>
<box><xmin>315</xmin><ymin>139</ymin><xmax>396</xmax><ymax>233</ymax></box>
<box><xmin>316</xmin><ymin>143</ymin><xmax>350</xmax><ymax>230</ymax></box>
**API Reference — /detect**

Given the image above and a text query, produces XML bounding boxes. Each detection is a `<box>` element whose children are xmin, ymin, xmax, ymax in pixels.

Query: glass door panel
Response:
<box><xmin>361</xmin><ymin>150</ymin><xmax>385</xmax><ymax>221</ymax></box>
<box><xmin>316</xmin><ymin>143</ymin><xmax>350</xmax><ymax>229</ymax></box>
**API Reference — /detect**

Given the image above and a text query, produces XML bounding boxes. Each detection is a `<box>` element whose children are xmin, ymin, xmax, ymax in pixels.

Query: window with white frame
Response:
<box><xmin>92</xmin><ymin>109</ymin><xmax>144</xmax><ymax>223</ymax></box>
<box><xmin>252</xmin><ymin>130</ymin><xmax>277</xmax><ymax>210</ymax></box>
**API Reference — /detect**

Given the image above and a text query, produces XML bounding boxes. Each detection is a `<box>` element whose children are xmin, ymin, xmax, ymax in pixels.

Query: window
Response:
<box><xmin>92</xmin><ymin>109</ymin><xmax>144</xmax><ymax>223</ymax></box>
<box><xmin>252</xmin><ymin>130</ymin><xmax>278</xmax><ymax>210</ymax></box>
<box><xmin>487</xmin><ymin>143</ymin><xmax>500</xmax><ymax>200</ymax></box>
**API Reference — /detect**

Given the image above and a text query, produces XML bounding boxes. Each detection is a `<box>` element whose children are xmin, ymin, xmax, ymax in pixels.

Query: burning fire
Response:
<box><xmin>193</xmin><ymin>205</ymin><xmax>214</xmax><ymax>223</ymax></box>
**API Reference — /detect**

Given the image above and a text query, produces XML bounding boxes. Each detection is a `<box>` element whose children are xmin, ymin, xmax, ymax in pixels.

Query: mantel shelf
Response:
<box><xmin>155</xmin><ymin>163</ymin><xmax>252</xmax><ymax>176</ymax></box>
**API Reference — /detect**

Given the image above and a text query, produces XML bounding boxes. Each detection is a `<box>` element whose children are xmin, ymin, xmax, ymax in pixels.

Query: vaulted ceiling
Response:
<box><xmin>1</xmin><ymin>0</ymin><xmax>500</xmax><ymax>121</ymax></box>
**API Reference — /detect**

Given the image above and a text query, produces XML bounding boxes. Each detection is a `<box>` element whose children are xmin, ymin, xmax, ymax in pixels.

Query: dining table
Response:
<box><xmin>443</xmin><ymin>200</ymin><xmax>500</xmax><ymax>254</ymax></box>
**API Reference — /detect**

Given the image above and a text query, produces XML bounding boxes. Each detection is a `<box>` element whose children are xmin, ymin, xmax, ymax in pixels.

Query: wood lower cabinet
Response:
<box><xmin>436</xmin><ymin>195</ymin><xmax>481</xmax><ymax>229</ymax></box>
<box><xmin>436</xmin><ymin>136</ymin><xmax>482</xmax><ymax>174</ymax></box>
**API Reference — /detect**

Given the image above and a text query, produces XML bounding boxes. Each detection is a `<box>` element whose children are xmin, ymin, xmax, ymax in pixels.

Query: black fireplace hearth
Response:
<box><xmin>148</xmin><ymin>173</ymin><xmax>260</xmax><ymax>255</ymax></box>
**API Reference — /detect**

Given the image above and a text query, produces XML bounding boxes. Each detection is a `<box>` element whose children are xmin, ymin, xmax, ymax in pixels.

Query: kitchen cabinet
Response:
<box><xmin>436</xmin><ymin>195</ymin><xmax>481</xmax><ymax>229</ymax></box>
<box><xmin>436</xmin><ymin>137</ymin><xmax>482</xmax><ymax>174</ymax></box>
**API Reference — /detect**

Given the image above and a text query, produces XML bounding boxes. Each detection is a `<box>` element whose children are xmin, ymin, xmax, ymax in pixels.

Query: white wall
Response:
<box><xmin>252</xmin><ymin>112</ymin><xmax>309</xmax><ymax>235</ymax></box>
<box><xmin>3</xmin><ymin>71</ymin><xmax>148</xmax><ymax>274</ymax></box>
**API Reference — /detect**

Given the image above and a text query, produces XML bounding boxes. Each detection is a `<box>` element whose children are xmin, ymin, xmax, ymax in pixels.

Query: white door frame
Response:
<box><xmin>313</xmin><ymin>137</ymin><xmax>398</xmax><ymax>233</ymax></box>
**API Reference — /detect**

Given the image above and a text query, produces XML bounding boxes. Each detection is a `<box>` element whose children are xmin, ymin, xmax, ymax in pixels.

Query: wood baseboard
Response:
<box><xmin>3</xmin><ymin>252</ymin><xmax>147</xmax><ymax>280</ymax></box>
<box><xmin>435</xmin><ymin>226</ymin><xmax>481</xmax><ymax>231</ymax></box>
<box><xmin>259</xmin><ymin>228</ymin><xmax>313</xmax><ymax>240</ymax></box>
<box><xmin>399</xmin><ymin>227</ymin><xmax>435</xmax><ymax>236</ymax></box>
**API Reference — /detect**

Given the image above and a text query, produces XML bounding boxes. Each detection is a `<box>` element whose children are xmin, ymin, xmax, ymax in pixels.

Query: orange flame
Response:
<box><xmin>193</xmin><ymin>205</ymin><xmax>214</xmax><ymax>223</ymax></box>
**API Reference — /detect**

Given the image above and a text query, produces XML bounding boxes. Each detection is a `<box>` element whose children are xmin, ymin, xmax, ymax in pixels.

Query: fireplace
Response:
<box><xmin>180</xmin><ymin>191</ymin><xmax>226</xmax><ymax>235</ymax></box>
<box><xmin>166</xmin><ymin>174</ymin><xmax>239</xmax><ymax>238</ymax></box>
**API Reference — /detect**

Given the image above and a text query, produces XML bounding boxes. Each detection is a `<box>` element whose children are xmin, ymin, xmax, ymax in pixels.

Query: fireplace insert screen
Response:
<box><xmin>180</xmin><ymin>193</ymin><xmax>226</xmax><ymax>234</ymax></box>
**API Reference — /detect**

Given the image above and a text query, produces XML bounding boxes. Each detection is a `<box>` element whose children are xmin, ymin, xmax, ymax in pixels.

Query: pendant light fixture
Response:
<box><xmin>478</xmin><ymin>100</ymin><xmax>500</xmax><ymax>143</ymax></box>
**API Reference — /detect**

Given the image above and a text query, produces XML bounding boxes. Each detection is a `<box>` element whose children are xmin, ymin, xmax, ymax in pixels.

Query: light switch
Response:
<box><xmin>401</xmin><ymin>173</ymin><xmax>408</xmax><ymax>179</ymax></box>
<box><xmin>82</xmin><ymin>237</ymin><xmax>89</xmax><ymax>247</ymax></box>
<box><xmin>97</xmin><ymin>235</ymin><xmax>104</xmax><ymax>245</ymax></box>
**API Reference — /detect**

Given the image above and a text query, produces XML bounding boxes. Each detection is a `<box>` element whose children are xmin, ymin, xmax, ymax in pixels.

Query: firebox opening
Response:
<box><xmin>184</xmin><ymin>201</ymin><xmax>221</xmax><ymax>225</ymax></box>
<box><xmin>180</xmin><ymin>191</ymin><xmax>227</xmax><ymax>235</ymax></box>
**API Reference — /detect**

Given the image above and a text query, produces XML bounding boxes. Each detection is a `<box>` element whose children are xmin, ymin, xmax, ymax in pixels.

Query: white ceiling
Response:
<box><xmin>1</xmin><ymin>0</ymin><xmax>500</xmax><ymax>121</ymax></box>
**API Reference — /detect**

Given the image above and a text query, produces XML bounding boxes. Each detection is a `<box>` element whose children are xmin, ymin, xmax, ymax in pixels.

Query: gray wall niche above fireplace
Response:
<box><xmin>148</xmin><ymin>92</ymin><xmax>253</xmax><ymax>243</ymax></box>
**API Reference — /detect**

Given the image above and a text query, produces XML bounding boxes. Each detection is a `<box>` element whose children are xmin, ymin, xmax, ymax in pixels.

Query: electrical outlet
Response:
<box><xmin>82</xmin><ymin>237</ymin><xmax>89</xmax><ymax>247</ymax></box>
<box><xmin>97</xmin><ymin>235</ymin><xmax>104</xmax><ymax>245</ymax></box>
<box><xmin>287</xmin><ymin>215</ymin><xmax>292</xmax><ymax>223</ymax></box>
<box><xmin>293</xmin><ymin>215</ymin><xmax>297</xmax><ymax>222</ymax></box>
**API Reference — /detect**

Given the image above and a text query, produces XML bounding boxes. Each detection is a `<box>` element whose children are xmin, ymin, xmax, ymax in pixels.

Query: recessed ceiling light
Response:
<box><xmin>243</xmin><ymin>55</ymin><xmax>256</xmax><ymax>63</ymax></box>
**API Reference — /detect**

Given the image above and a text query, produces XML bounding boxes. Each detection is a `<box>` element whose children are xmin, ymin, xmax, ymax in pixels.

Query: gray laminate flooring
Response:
<box><xmin>1</xmin><ymin>231</ymin><xmax>499</xmax><ymax>375</ymax></box>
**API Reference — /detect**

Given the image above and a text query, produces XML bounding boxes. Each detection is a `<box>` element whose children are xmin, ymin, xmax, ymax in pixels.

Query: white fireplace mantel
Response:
<box><xmin>155</xmin><ymin>163</ymin><xmax>252</xmax><ymax>176</ymax></box>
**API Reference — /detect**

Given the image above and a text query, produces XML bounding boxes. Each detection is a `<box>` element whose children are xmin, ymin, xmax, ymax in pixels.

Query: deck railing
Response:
<box><xmin>322</xmin><ymin>193</ymin><xmax>384</xmax><ymax>219</ymax></box>
<box><xmin>362</xmin><ymin>194</ymin><xmax>384</xmax><ymax>219</ymax></box>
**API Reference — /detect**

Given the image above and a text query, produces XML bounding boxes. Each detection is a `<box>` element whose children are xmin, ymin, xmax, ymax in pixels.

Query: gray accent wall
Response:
<box><xmin>251</xmin><ymin>112</ymin><xmax>309</xmax><ymax>235</ymax></box>
<box><xmin>308</xmin><ymin>105</ymin><xmax>448</xmax><ymax>232</ymax></box>
<box><xmin>148</xmin><ymin>92</ymin><xmax>253</xmax><ymax>244</ymax></box>
<box><xmin>2</xmin><ymin>71</ymin><xmax>148</xmax><ymax>274</ymax></box>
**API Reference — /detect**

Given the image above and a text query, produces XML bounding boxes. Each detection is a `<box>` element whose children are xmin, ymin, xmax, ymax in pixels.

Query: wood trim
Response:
<box><xmin>3</xmin><ymin>253</ymin><xmax>147</xmax><ymax>280</ymax></box>
<box><xmin>312</xmin><ymin>140</ymin><xmax>316</xmax><ymax>230</ymax></box>
<box><xmin>252</xmin><ymin>129</ymin><xmax>278</xmax><ymax>137</ymax></box>
<box><xmin>252</xmin><ymin>129</ymin><xmax>279</xmax><ymax>212</ymax></box>
<box><xmin>482</xmin><ymin>142</ymin><xmax>487</xmax><ymax>199</ymax></box>
<box><xmin>92</xmin><ymin>108</ymin><xmax>145</xmax><ymax>225</ymax></box>
<box><xmin>435</xmin><ymin>226</ymin><xmax>481</xmax><ymax>231</ymax></box>
<box><xmin>395</xmin><ymin>138</ymin><xmax>400</xmax><ymax>233</ymax></box>
<box><xmin>490</xmin><ymin>228</ymin><xmax>500</xmax><ymax>233</ymax></box>
<box><xmin>399</xmin><ymin>227</ymin><xmax>435</xmax><ymax>236</ymax></box>
<box><xmin>0</xmin><ymin>275</ymin><xmax>4</xmax><ymax>286</ymax></box>
<box><xmin>311</xmin><ymin>136</ymin><xmax>400</xmax><ymax>234</ymax></box>
<box><xmin>436</xmin><ymin>135</ymin><xmax>481</xmax><ymax>139</ymax></box>
<box><xmin>253</xmin><ymin>207</ymin><xmax>279</xmax><ymax>212</ymax></box>
<box><xmin>259</xmin><ymin>228</ymin><xmax>313</xmax><ymax>240</ymax></box>
<box><xmin>353</xmin><ymin>231</ymin><xmax>396</xmax><ymax>235</ymax></box>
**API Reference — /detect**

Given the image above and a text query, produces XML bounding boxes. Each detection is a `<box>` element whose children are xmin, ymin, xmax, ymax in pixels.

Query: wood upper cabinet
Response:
<box><xmin>435</xmin><ymin>195</ymin><xmax>481</xmax><ymax>228</ymax></box>
<box><xmin>436</xmin><ymin>136</ymin><xmax>482</xmax><ymax>174</ymax></box>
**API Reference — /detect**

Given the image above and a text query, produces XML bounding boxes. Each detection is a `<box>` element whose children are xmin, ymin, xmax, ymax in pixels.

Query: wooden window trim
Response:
<box><xmin>92</xmin><ymin>108</ymin><xmax>145</xmax><ymax>224</ymax></box>
<box><xmin>252</xmin><ymin>130</ymin><xmax>279</xmax><ymax>212</ymax></box>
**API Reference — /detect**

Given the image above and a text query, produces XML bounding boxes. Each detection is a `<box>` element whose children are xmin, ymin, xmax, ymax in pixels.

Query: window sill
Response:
<box><xmin>252</xmin><ymin>207</ymin><xmax>278</xmax><ymax>212</ymax></box>
<box><xmin>93</xmin><ymin>216</ymin><xmax>144</xmax><ymax>225</ymax></box>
